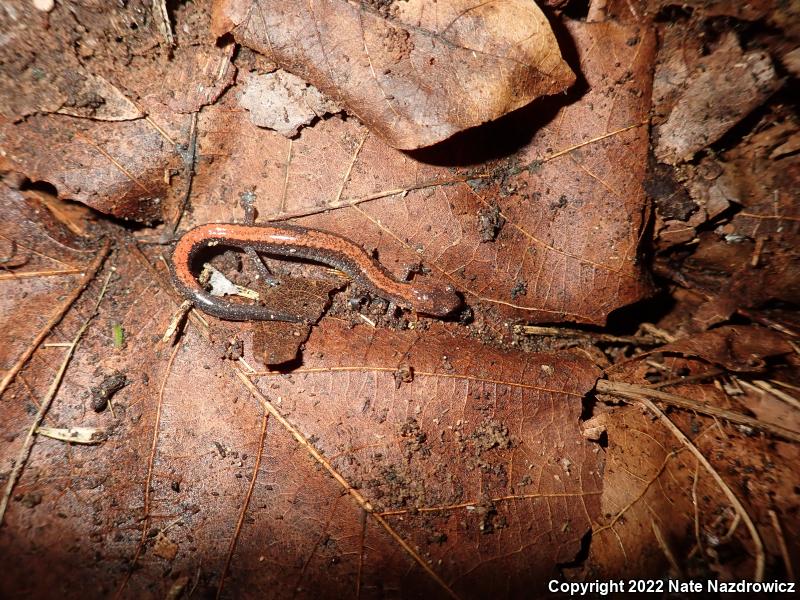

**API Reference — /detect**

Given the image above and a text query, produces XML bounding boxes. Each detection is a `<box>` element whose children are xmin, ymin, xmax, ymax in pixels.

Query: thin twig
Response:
<box><xmin>114</xmin><ymin>340</ymin><xmax>181</xmax><ymax>598</ymax></box>
<box><xmin>736</xmin><ymin>308</ymin><xmax>798</xmax><ymax>338</ymax></box>
<box><xmin>163</xmin><ymin>111</ymin><xmax>199</xmax><ymax>241</ymax></box>
<box><xmin>691</xmin><ymin>463</ymin><xmax>704</xmax><ymax>561</ymax></box>
<box><xmin>768</xmin><ymin>509</ymin><xmax>795</xmax><ymax>580</ymax></box>
<box><xmin>0</xmin><ymin>268</ymin><xmax>113</xmax><ymax>525</ymax></box>
<box><xmin>280</xmin><ymin>139</ymin><xmax>292</xmax><ymax>214</ymax></box>
<box><xmin>771</xmin><ymin>379</ymin><xmax>800</xmax><ymax>392</ymax></box>
<box><xmin>0</xmin><ymin>268</ymin><xmax>83</xmax><ymax>281</ymax></box>
<box><xmin>333</xmin><ymin>134</ymin><xmax>367</xmax><ymax>205</ymax></box>
<box><xmin>636</xmin><ymin>396</ymin><xmax>765</xmax><ymax>581</ymax></box>
<box><xmin>596</xmin><ymin>379</ymin><xmax>800</xmax><ymax>443</ymax></box>
<box><xmin>266</xmin><ymin>173</ymin><xmax>491</xmax><ymax>222</ymax></box>
<box><xmin>651</xmin><ymin>518</ymin><xmax>682</xmax><ymax>576</ymax></box>
<box><xmin>515</xmin><ymin>324</ymin><xmax>661</xmax><ymax>345</ymax></box>
<box><xmin>153</xmin><ymin>0</ymin><xmax>174</xmax><ymax>47</ymax></box>
<box><xmin>356</xmin><ymin>509</ymin><xmax>367</xmax><ymax>599</ymax></box>
<box><xmin>0</xmin><ymin>240</ymin><xmax>111</xmax><ymax>400</ymax></box>
<box><xmin>738</xmin><ymin>379</ymin><xmax>800</xmax><ymax>411</ymax></box>
<box><xmin>639</xmin><ymin>323</ymin><xmax>677</xmax><ymax>343</ymax></box>
<box><xmin>216</xmin><ymin>413</ymin><xmax>269</xmax><ymax>600</ymax></box>
<box><xmin>234</xmin><ymin>368</ymin><xmax>460</xmax><ymax>600</ymax></box>
<box><xmin>650</xmin><ymin>368</ymin><xmax>725</xmax><ymax>389</ymax></box>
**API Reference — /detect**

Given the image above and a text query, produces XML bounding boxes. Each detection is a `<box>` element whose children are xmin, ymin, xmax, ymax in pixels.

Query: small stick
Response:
<box><xmin>162</xmin><ymin>111</ymin><xmax>199</xmax><ymax>241</ymax></box>
<box><xmin>739</xmin><ymin>379</ymin><xmax>800</xmax><ymax>411</ymax></box>
<box><xmin>768</xmin><ymin>509</ymin><xmax>795</xmax><ymax>581</ymax></box>
<box><xmin>0</xmin><ymin>268</ymin><xmax>83</xmax><ymax>281</ymax></box>
<box><xmin>596</xmin><ymin>379</ymin><xmax>800</xmax><ymax>443</ymax></box>
<box><xmin>515</xmin><ymin>324</ymin><xmax>661</xmax><ymax>345</ymax></box>
<box><xmin>0</xmin><ymin>269</ymin><xmax>113</xmax><ymax>524</ymax></box>
<box><xmin>0</xmin><ymin>240</ymin><xmax>111</xmax><ymax>399</ymax></box>
<box><xmin>650</xmin><ymin>368</ymin><xmax>725</xmax><ymax>389</ymax></box>
<box><xmin>651</xmin><ymin>518</ymin><xmax>682</xmax><ymax>577</ymax></box>
<box><xmin>637</xmin><ymin>396</ymin><xmax>765</xmax><ymax>582</ymax></box>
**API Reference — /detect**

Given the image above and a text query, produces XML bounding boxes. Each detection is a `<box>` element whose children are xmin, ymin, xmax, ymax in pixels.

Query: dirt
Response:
<box><xmin>476</xmin><ymin>202</ymin><xmax>506</xmax><ymax>243</ymax></box>
<box><xmin>89</xmin><ymin>372</ymin><xmax>128</xmax><ymax>413</ymax></box>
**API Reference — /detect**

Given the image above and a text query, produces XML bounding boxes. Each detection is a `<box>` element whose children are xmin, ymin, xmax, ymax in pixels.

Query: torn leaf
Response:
<box><xmin>36</xmin><ymin>426</ymin><xmax>107</xmax><ymax>444</ymax></box>
<box><xmin>54</xmin><ymin>73</ymin><xmax>144</xmax><ymax>121</ymax></box>
<box><xmin>213</xmin><ymin>0</ymin><xmax>576</xmax><ymax>149</ymax></box>
<box><xmin>239</xmin><ymin>70</ymin><xmax>341</xmax><ymax>137</ymax></box>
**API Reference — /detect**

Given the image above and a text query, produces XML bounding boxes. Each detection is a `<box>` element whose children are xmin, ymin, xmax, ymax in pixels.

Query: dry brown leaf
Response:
<box><xmin>239</xmin><ymin>70</ymin><xmax>342</xmax><ymax>137</ymax></box>
<box><xmin>654</xmin><ymin>33</ymin><xmax>781</xmax><ymax>164</ymax></box>
<box><xmin>0</xmin><ymin>114</ymin><xmax>178</xmax><ymax>223</ymax></box>
<box><xmin>252</xmin><ymin>320</ymin><xmax>312</xmax><ymax>365</ymax></box>
<box><xmin>592</xmin><ymin>356</ymin><xmax>800</xmax><ymax>581</ymax></box>
<box><xmin>188</xmin><ymin>20</ymin><xmax>655</xmax><ymax>326</ymax></box>
<box><xmin>643</xmin><ymin>325</ymin><xmax>793</xmax><ymax>373</ymax></box>
<box><xmin>720</xmin><ymin>119</ymin><xmax>800</xmax><ymax>241</ymax></box>
<box><xmin>51</xmin><ymin>73</ymin><xmax>145</xmax><ymax>122</ymax></box>
<box><xmin>0</xmin><ymin>261</ymin><xmax>604</xmax><ymax>596</ymax></box>
<box><xmin>665</xmin><ymin>233</ymin><xmax>800</xmax><ymax>330</ymax></box>
<box><xmin>651</xmin><ymin>21</ymin><xmax>705</xmax><ymax>127</ymax></box>
<box><xmin>0</xmin><ymin>0</ymin><xmax>655</xmax><ymax>325</ymax></box>
<box><xmin>0</xmin><ymin>2</ymin><xmax>234</xmax><ymax>221</ymax></box>
<box><xmin>587</xmin><ymin>401</ymin><xmax>796</xmax><ymax>581</ymax></box>
<box><xmin>0</xmin><ymin>184</ymin><xmax>97</xmax><ymax>369</ymax></box>
<box><xmin>9</xmin><ymin>2</ymin><xmax>796</xmax><ymax>597</ymax></box>
<box><xmin>212</xmin><ymin>0</ymin><xmax>576</xmax><ymax>149</ymax></box>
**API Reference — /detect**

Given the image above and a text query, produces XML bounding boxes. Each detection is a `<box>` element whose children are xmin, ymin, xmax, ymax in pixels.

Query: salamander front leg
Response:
<box><xmin>240</xmin><ymin>190</ymin><xmax>280</xmax><ymax>287</ymax></box>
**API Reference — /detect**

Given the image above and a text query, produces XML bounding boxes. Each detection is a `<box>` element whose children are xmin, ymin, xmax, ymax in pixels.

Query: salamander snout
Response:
<box><xmin>410</xmin><ymin>282</ymin><xmax>462</xmax><ymax>317</ymax></box>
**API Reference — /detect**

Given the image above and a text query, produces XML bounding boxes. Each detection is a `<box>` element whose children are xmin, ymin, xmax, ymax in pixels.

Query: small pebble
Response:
<box><xmin>33</xmin><ymin>0</ymin><xmax>55</xmax><ymax>12</ymax></box>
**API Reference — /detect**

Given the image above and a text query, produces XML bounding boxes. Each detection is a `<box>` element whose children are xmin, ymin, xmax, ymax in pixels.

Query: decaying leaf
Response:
<box><xmin>190</xmin><ymin>320</ymin><xmax>605</xmax><ymax>596</ymax></box>
<box><xmin>0</xmin><ymin>289</ymin><xmax>604</xmax><ymax>596</ymax></box>
<box><xmin>644</xmin><ymin>325</ymin><xmax>793</xmax><ymax>372</ymax></box>
<box><xmin>152</xmin><ymin>531</ymin><xmax>179</xmax><ymax>561</ymax></box>
<box><xmin>239</xmin><ymin>70</ymin><xmax>342</xmax><ymax>137</ymax></box>
<box><xmin>2</xmin><ymin>0</ymin><xmax>797</xmax><ymax>597</ymax></box>
<box><xmin>189</xmin><ymin>20</ymin><xmax>656</xmax><ymax>326</ymax></box>
<box><xmin>0</xmin><ymin>184</ymin><xmax>96</xmax><ymax>369</ymax></box>
<box><xmin>212</xmin><ymin>0</ymin><xmax>576</xmax><ymax>149</ymax></box>
<box><xmin>36</xmin><ymin>426</ymin><xmax>106</xmax><ymax>444</ymax></box>
<box><xmin>0</xmin><ymin>3</ymin><xmax>235</xmax><ymax>221</ymax></box>
<box><xmin>666</xmin><ymin>233</ymin><xmax>800</xmax><ymax>330</ymax></box>
<box><xmin>52</xmin><ymin>73</ymin><xmax>144</xmax><ymax>122</ymax></box>
<box><xmin>593</xmin><ymin>352</ymin><xmax>799</xmax><ymax>582</ymax></box>
<box><xmin>252</xmin><ymin>320</ymin><xmax>312</xmax><ymax>365</ymax></box>
<box><xmin>0</xmin><ymin>114</ymin><xmax>177</xmax><ymax>223</ymax></box>
<box><xmin>0</xmin><ymin>1</ymin><xmax>654</xmax><ymax>325</ymax></box>
<box><xmin>655</xmin><ymin>33</ymin><xmax>781</xmax><ymax>164</ymax></box>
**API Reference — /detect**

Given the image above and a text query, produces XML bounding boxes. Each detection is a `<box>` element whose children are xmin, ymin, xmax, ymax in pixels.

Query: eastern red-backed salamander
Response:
<box><xmin>169</xmin><ymin>223</ymin><xmax>462</xmax><ymax>322</ymax></box>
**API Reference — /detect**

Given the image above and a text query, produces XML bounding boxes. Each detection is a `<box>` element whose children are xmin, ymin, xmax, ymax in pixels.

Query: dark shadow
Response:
<box><xmin>12</xmin><ymin>178</ymin><xmax>105</xmax><ymax>249</ymax></box>
<box><xmin>18</xmin><ymin>178</ymin><xmax>59</xmax><ymax>197</ymax></box>
<box><xmin>216</xmin><ymin>31</ymin><xmax>236</xmax><ymax>48</ymax></box>
<box><xmin>604</xmin><ymin>290</ymin><xmax>676</xmax><ymax>335</ymax></box>
<box><xmin>557</xmin><ymin>529</ymin><xmax>593</xmax><ymax>571</ymax></box>
<box><xmin>17</xmin><ymin>175</ymin><xmax>162</xmax><ymax>235</ymax></box>
<box><xmin>264</xmin><ymin>352</ymin><xmax>305</xmax><ymax>373</ymax></box>
<box><xmin>406</xmin><ymin>11</ymin><xmax>589</xmax><ymax>167</ymax></box>
<box><xmin>561</xmin><ymin>0</ymin><xmax>591</xmax><ymax>20</ymax></box>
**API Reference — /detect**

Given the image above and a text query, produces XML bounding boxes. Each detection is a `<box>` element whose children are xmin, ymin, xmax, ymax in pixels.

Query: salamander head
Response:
<box><xmin>409</xmin><ymin>282</ymin><xmax>462</xmax><ymax>317</ymax></box>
